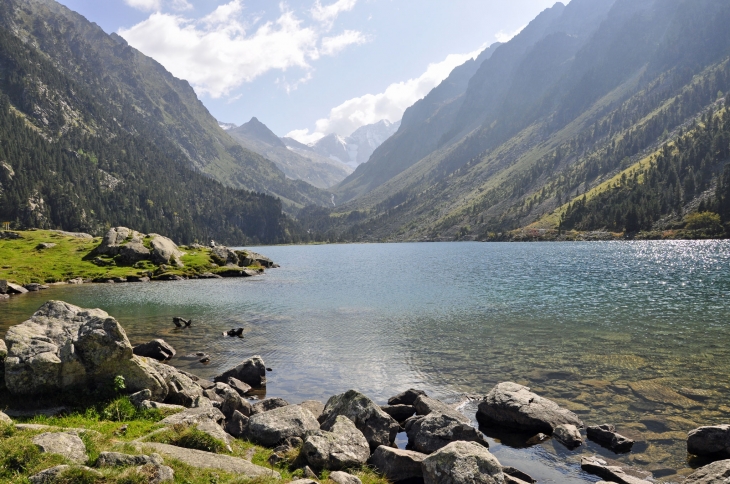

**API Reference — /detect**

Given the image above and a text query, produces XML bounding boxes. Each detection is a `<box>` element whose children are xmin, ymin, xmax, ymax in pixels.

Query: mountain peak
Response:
<box><xmin>231</xmin><ymin>117</ymin><xmax>285</xmax><ymax>148</ymax></box>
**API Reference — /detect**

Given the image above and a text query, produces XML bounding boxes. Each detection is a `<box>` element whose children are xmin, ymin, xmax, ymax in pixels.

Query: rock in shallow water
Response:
<box><xmin>587</xmin><ymin>424</ymin><xmax>634</xmax><ymax>453</ymax></box>
<box><xmin>688</xmin><ymin>424</ymin><xmax>730</xmax><ymax>457</ymax></box>
<box><xmin>133</xmin><ymin>339</ymin><xmax>176</xmax><ymax>361</ymax></box>
<box><xmin>553</xmin><ymin>424</ymin><xmax>582</xmax><ymax>449</ymax></box>
<box><xmin>214</xmin><ymin>356</ymin><xmax>267</xmax><ymax>387</ymax></box>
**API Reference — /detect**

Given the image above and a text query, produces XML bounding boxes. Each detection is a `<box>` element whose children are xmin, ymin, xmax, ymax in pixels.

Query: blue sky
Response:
<box><xmin>57</xmin><ymin>0</ymin><xmax>563</xmax><ymax>142</ymax></box>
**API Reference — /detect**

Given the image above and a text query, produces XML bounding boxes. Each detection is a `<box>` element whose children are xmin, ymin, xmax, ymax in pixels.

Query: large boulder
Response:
<box><xmin>214</xmin><ymin>356</ymin><xmax>267</xmax><ymax>387</ymax></box>
<box><xmin>0</xmin><ymin>411</ymin><xmax>11</xmax><ymax>425</ymax></box>
<box><xmin>211</xmin><ymin>246</ymin><xmax>239</xmax><ymax>266</ymax></box>
<box><xmin>149</xmin><ymin>234</ymin><xmax>184</xmax><ymax>265</ymax></box>
<box><xmin>319</xmin><ymin>389</ymin><xmax>400</xmax><ymax>450</ymax></box>
<box><xmin>4</xmin><ymin>301</ymin><xmax>167</xmax><ymax>400</ymax></box>
<box><xmin>414</xmin><ymin>395</ymin><xmax>469</xmax><ymax>423</ymax></box>
<box><xmin>369</xmin><ymin>446</ymin><xmax>426</xmax><ymax>484</ymax></box>
<box><xmin>688</xmin><ymin>425</ymin><xmax>730</xmax><ymax>457</ymax></box>
<box><xmin>117</xmin><ymin>240</ymin><xmax>151</xmax><ymax>265</ymax></box>
<box><xmin>406</xmin><ymin>412</ymin><xmax>488</xmax><ymax>454</ymax></box>
<box><xmin>148</xmin><ymin>359</ymin><xmax>203</xmax><ymax>407</ymax></box>
<box><xmin>476</xmin><ymin>382</ymin><xmax>583</xmax><ymax>433</ymax></box>
<box><xmin>244</xmin><ymin>404</ymin><xmax>320</xmax><ymax>447</ymax></box>
<box><xmin>684</xmin><ymin>459</ymin><xmax>730</xmax><ymax>483</ymax></box>
<box><xmin>32</xmin><ymin>432</ymin><xmax>87</xmax><ymax>464</ymax></box>
<box><xmin>219</xmin><ymin>384</ymin><xmax>253</xmax><ymax>418</ymax></box>
<box><xmin>421</xmin><ymin>441</ymin><xmax>504</xmax><ymax>484</ymax></box>
<box><xmin>302</xmin><ymin>415</ymin><xmax>370</xmax><ymax>470</ymax></box>
<box><xmin>388</xmin><ymin>389</ymin><xmax>427</xmax><ymax>406</ymax></box>
<box><xmin>133</xmin><ymin>339</ymin><xmax>176</xmax><ymax>361</ymax></box>
<box><xmin>95</xmin><ymin>227</ymin><xmax>132</xmax><ymax>256</ymax></box>
<box><xmin>252</xmin><ymin>398</ymin><xmax>289</xmax><ymax>414</ymax></box>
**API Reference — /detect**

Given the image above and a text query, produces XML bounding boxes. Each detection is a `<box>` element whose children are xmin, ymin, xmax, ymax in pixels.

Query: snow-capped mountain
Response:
<box><xmin>218</xmin><ymin>122</ymin><xmax>237</xmax><ymax>131</ymax></box>
<box><xmin>311</xmin><ymin>119</ymin><xmax>401</xmax><ymax>169</ymax></box>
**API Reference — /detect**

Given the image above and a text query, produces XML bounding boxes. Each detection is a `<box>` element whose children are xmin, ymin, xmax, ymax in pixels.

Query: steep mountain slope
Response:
<box><xmin>303</xmin><ymin>0</ymin><xmax>730</xmax><ymax>241</ymax></box>
<box><xmin>312</xmin><ymin>120</ymin><xmax>401</xmax><ymax>169</ymax></box>
<box><xmin>228</xmin><ymin>118</ymin><xmax>351</xmax><ymax>189</ymax></box>
<box><xmin>8</xmin><ymin>0</ymin><xmax>329</xmax><ymax>209</ymax></box>
<box><xmin>0</xmin><ymin>0</ymin><xmax>308</xmax><ymax>244</ymax></box>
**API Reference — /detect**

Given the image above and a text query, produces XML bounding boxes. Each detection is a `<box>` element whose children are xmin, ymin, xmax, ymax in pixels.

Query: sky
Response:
<box><xmin>57</xmin><ymin>0</ymin><xmax>563</xmax><ymax>143</ymax></box>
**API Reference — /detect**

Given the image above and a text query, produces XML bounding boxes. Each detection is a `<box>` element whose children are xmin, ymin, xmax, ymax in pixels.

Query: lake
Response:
<box><xmin>2</xmin><ymin>241</ymin><xmax>730</xmax><ymax>482</ymax></box>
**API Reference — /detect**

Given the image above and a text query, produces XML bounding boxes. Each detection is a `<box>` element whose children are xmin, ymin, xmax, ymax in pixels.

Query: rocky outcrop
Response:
<box><xmin>405</xmin><ymin>412</ymin><xmax>488</xmax><ymax>454</ymax></box>
<box><xmin>95</xmin><ymin>227</ymin><xmax>135</xmax><ymax>256</ymax></box>
<box><xmin>3</xmin><ymin>301</ymin><xmax>167</xmax><ymax>400</ymax></box>
<box><xmin>94</xmin><ymin>227</ymin><xmax>184</xmax><ymax>266</ymax></box>
<box><xmin>160</xmin><ymin>405</ymin><xmax>226</xmax><ymax>427</ymax></box>
<box><xmin>684</xmin><ymin>459</ymin><xmax>730</xmax><ymax>483</ymax></box>
<box><xmin>226</xmin><ymin>377</ymin><xmax>252</xmax><ymax>396</ymax></box>
<box><xmin>553</xmin><ymin>424</ymin><xmax>582</xmax><ymax>449</ymax></box>
<box><xmin>421</xmin><ymin>441</ymin><xmax>504</xmax><ymax>484</ymax></box>
<box><xmin>369</xmin><ymin>446</ymin><xmax>426</xmax><ymax>483</ymax></box>
<box><xmin>302</xmin><ymin>415</ymin><xmax>370</xmax><ymax>470</ymax></box>
<box><xmin>32</xmin><ymin>432</ymin><xmax>87</xmax><ymax>464</ymax></box>
<box><xmin>211</xmin><ymin>246</ymin><xmax>239</xmax><ymax>266</ymax></box>
<box><xmin>389</xmin><ymin>388</ymin><xmax>427</xmax><ymax>406</ymax></box>
<box><xmin>476</xmin><ymin>382</ymin><xmax>583</xmax><ymax>433</ymax></box>
<box><xmin>244</xmin><ymin>404</ymin><xmax>320</xmax><ymax>447</ymax></box>
<box><xmin>688</xmin><ymin>424</ymin><xmax>730</xmax><ymax>457</ymax></box>
<box><xmin>133</xmin><ymin>339</ymin><xmax>176</xmax><ymax>361</ymax></box>
<box><xmin>319</xmin><ymin>389</ymin><xmax>400</xmax><ymax>450</ymax></box>
<box><xmin>214</xmin><ymin>356</ymin><xmax>267</xmax><ymax>387</ymax></box>
<box><xmin>587</xmin><ymin>424</ymin><xmax>634</xmax><ymax>453</ymax></box>
<box><xmin>219</xmin><ymin>384</ymin><xmax>253</xmax><ymax>419</ymax></box>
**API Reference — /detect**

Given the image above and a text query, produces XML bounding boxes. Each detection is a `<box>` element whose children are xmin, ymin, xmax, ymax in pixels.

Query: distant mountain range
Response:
<box><xmin>309</xmin><ymin>120</ymin><xmax>402</xmax><ymax>169</ymax></box>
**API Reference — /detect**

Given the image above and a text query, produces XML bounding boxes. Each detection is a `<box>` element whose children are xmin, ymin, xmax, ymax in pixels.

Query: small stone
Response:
<box><xmin>304</xmin><ymin>465</ymin><xmax>318</xmax><ymax>479</ymax></box>
<box><xmin>553</xmin><ymin>424</ymin><xmax>583</xmax><ymax>449</ymax></box>
<box><xmin>329</xmin><ymin>471</ymin><xmax>362</xmax><ymax>484</ymax></box>
<box><xmin>587</xmin><ymin>424</ymin><xmax>634</xmax><ymax>453</ymax></box>
<box><xmin>525</xmin><ymin>433</ymin><xmax>549</xmax><ymax>445</ymax></box>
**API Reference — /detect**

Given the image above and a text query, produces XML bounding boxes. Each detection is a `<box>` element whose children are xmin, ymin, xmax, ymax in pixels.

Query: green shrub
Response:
<box><xmin>101</xmin><ymin>397</ymin><xmax>137</xmax><ymax>422</ymax></box>
<box><xmin>149</xmin><ymin>424</ymin><xmax>227</xmax><ymax>453</ymax></box>
<box><xmin>685</xmin><ymin>211</ymin><xmax>723</xmax><ymax>231</ymax></box>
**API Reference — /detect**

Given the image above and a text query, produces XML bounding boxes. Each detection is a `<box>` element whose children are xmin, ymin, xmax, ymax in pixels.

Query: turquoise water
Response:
<box><xmin>2</xmin><ymin>241</ymin><xmax>730</xmax><ymax>482</ymax></box>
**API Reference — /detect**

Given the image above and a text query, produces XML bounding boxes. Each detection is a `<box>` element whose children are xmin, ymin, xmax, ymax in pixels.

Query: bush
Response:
<box><xmin>685</xmin><ymin>211</ymin><xmax>723</xmax><ymax>231</ymax></box>
<box><xmin>100</xmin><ymin>397</ymin><xmax>138</xmax><ymax>422</ymax></box>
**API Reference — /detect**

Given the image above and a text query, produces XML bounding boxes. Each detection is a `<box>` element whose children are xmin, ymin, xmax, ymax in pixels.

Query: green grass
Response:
<box><xmin>146</xmin><ymin>424</ymin><xmax>227</xmax><ymax>453</ymax></box>
<box><xmin>0</xmin><ymin>230</ymin><xmax>253</xmax><ymax>285</ymax></box>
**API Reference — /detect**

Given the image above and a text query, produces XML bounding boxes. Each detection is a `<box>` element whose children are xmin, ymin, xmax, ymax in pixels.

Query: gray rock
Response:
<box><xmin>133</xmin><ymin>339</ymin><xmax>176</xmax><ymax>361</ymax></box>
<box><xmin>244</xmin><ymin>404</ymin><xmax>320</xmax><ymax>447</ymax></box>
<box><xmin>304</xmin><ymin>465</ymin><xmax>318</xmax><ymax>479</ymax></box>
<box><xmin>219</xmin><ymin>384</ymin><xmax>253</xmax><ymax>418</ymax></box>
<box><xmin>211</xmin><ymin>246</ymin><xmax>239</xmax><ymax>266</ymax></box>
<box><xmin>414</xmin><ymin>395</ymin><xmax>469</xmax><ymax>423</ymax></box>
<box><xmin>130</xmin><ymin>389</ymin><xmax>153</xmax><ymax>408</ymax></box>
<box><xmin>554</xmin><ymin>424</ymin><xmax>583</xmax><ymax>450</ymax></box>
<box><xmin>196</xmin><ymin>419</ymin><xmax>233</xmax><ymax>451</ymax></box>
<box><xmin>140</xmin><ymin>401</ymin><xmax>186</xmax><ymax>412</ymax></box>
<box><xmin>388</xmin><ymin>389</ymin><xmax>428</xmax><ymax>406</ymax></box>
<box><xmin>117</xmin><ymin>240</ymin><xmax>150</xmax><ymax>264</ymax></box>
<box><xmin>137</xmin><ymin>442</ymin><xmax>279</xmax><ymax>478</ymax></box>
<box><xmin>29</xmin><ymin>465</ymin><xmax>101</xmax><ymax>484</ymax></box>
<box><xmin>319</xmin><ymin>389</ymin><xmax>400</xmax><ymax>450</ymax></box>
<box><xmin>0</xmin><ymin>279</ymin><xmax>7</xmax><ymax>294</ymax></box>
<box><xmin>97</xmin><ymin>451</ymin><xmax>155</xmax><ymax>467</ymax></box>
<box><xmin>504</xmin><ymin>476</ymin><xmax>531</xmax><ymax>484</ymax></box>
<box><xmin>381</xmin><ymin>404</ymin><xmax>415</xmax><ymax>422</ymax></box>
<box><xmin>6</xmin><ymin>282</ymin><xmax>28</xmax><ymax>294</ymax></box>
<box><xmin>214</xmin><ymin>355</ymin><xmax>267</xmax><ymax>387</ymax></box>
<box><xmin>95</xmin><ymin>227</ymin><xmax>132</xmax><ymax>256</ymax></box>
<box><xmin>422</xmin><ymin>441</ymin><xmax>504</xmax><ymax>484</ymax></box>
<box><xmin>476</xmin><ymin>382</ymin><xmax>583</xmax><ymax>433</ymax></box>
<box><xmin>688</xmin><ymin>424</ymin><xmax>730</xmax><ymax>457</ymax></box>
<box><xmin>161</xmin><ymin>406</ymin><xmax>225</xmax><ymax>426</ymax></box>
<box><xmin>149</xmin><ymin>359</ymin><xmax>204</xmax><ymax>407</ymax></box>
<box><xmin>227</xmin><ymin>377</ymin><xmax>252</xmax><ymax>396</ymax></box>
<box><xmin>0</xmin><ymin>411</ymin><xmax>12</xmax><ymax>425</ymax></box>
<box><xmin>587</xmin><ymin>424</ymin><xmax>634</xmax><ymax>453</ymax></box>
<box><xmin>204</xmin><ymin>388</ymin><xmax>224</xmax><ymax>403</ymax></box>
<box><xmin>406</xmin><ymin>412</ymin><xmax>488</xmax><ymax>454</ymax></box>
<box><xmin>0</xmin><ymin>339</ymin><xmax>6</xmax><ymax>358</ymax></box>
<box><xmin>145</xmin><ymin>463</ymin><xmax>175</xmax><ymax>484</ymax></box>
<box><xmin>302</xmin><ymin>415</ymin><xmax>370</xmax><ymax>470</ymax></box>
<box><xmin>330</xmin><ymin>471</ymin><xmax>362</xmax><ymax>484</ymax></box>
<box><xmin>299</xmin><ymin>400</ymin><xmax>325</xmax><ymax>419</ymax></box>
<box><xmin>225</xmin><ymin>410</ymin><xmax>250</xmax><ymax>438</ymax></box>
<box><xmin>252</xmin><ymin>398</ymin><xmax>290</xmax><ymax>414</ymax></box>
<box><xmin>369</xmin><ymin>445</ymin><xmax>426</xmax><ymax>483</ymax></box>
<box><xmin>149</xmin><ymin>234</ymin><xmax>184</xmax><ymax>265</ymax></box>
<box><xmin>684</xmin><ymin>459</ymin><xmax>730</xmax><ymax>483</ymax></box>
<box><xmin>32</xmin><ymin>431</ymin><xmax>87</xmax><ymax>464</ymax></box>
<box><xmin>25</xmin><ymin>283</ymin><xmax>48</xmax><ymax>292</ymax></box>
<box><xmin>245</xmin><ymin>250</ymin><xmax>275</xmax><ymax>268</ymax></box>
<box><xmin>502</xmin><ymin>466</ymin><xmax>536</xmax><ymax>483</ymax></box>
<box><xmin>36</xmin><ymin>243</ymin><xmax>57</xmax><ymax>250</ymax></box>
<box><xmin>3</xmin><ymin>301</ymin><xmax>168</xmax><ymax>400</ymax></box>
<box><xmin>580</xmin><ymin>456</ymin><xmax>652</xmax><ymax>484</ymax></box>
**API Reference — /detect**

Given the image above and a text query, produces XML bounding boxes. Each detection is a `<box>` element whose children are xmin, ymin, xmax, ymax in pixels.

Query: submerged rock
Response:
<box><xmin>476</xmin><ymin>382</ymin><xmax>583</xmax><ymax>433</ymax></box>
<box><xmin>422</xmin><ymin>441</ymin><xmax>504</xmax><ymax>484</ymax></box>
<box><xmin>587</xmin><ymin>424</ymin><xmax>634</xmax><ymax>453</ymax></box>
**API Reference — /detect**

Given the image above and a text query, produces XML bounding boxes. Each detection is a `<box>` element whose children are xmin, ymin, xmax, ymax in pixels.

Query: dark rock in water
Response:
<box><xmin>381</xmin><ymin>404</ymin><xmax>416</xmax><ymax>422</ymax></box>
<box><xmin>126</xmin><ymin>275</ymin><xmax>150</xmax><ymax>283</ymax></box>
<box><xmin>688</xmin><ymin>425</ymin><xmax>730</xmax><ymax>457</ymax></box>
<box><xmin>226</xmin><ymin>328</ymin><xmax>244</xmax><ymax>337</ymax></box>
<box><xmin>388</xmin><ymin>389</ymin><xmax>427</xmax><ymax>406</ymax></box>
<box><xmin>244</xmin><ymin>405</ymin><xmax>320</xmax><ymax>447</ymax></box>
<box><xmin>319</xmin><ymin>389</ymin><xmax>400</xmax><ymax>451</ymax></box>
<box><xmin>266</xmin><ymin>367</ymin><xmax>273</xmax><ymax>372</ymax></box>
<box><xmin>133</xmin><ymin>339</ymin><xmax>176</xmax><ymax>361</ymax></box>
<box><xmin>580</xmin><ymin>456</ymin><xmax>653</xmax><ymax>484</ymax></box>
<box><xmin>525</xmin><ymin>433</ymin><xmax>549</xmax><ymax>445</ymax></box>
<box><xmin>684</xmin><ymin>459</ymin><xmax>730</xmax><ymax>483</ymax></box>
<box><xmin>227</xmin><ymin>377</ymin><xmax>252</xmax><ymax>396</ymax></box>
<box><xmin>0</xmin><ymin>279</ymin><xmax>7</xmax><ymax>294</ymax></box>
<box><xmin>406</xmin><ymin>412</ymin><xmax>488</xmax><ymax>454</ymax></box>
<box><xmin>369</xmin><ymin>445</ymin><xmax>426</xmax><ymax>483</ymax></box>
<box><xmin>553</xmin><ymin>424</ymin><xmax>583</xmax><ymax>450</ymax></box>
<box><xmin>476</xmin><ymin>382</ymin><xmax>583</xmax><ymax>433</ymax></box>
<box><xmin>252</xmin><ymin>398</ymin><xmax>289</xmax><ymax>414</ymax></box>
<box><xmin>24</xmin><ymin>283</ymin><xmax>48</xmax><ymax>292</ymax></box>
<box><xmin>502</xmin><ymin>466</ymin><xmax>536</xmax><ymax>483</ymax></box>
<box><xmin>214</xmin><ymin>356</ymin><xmax>267</xmax><ymax>387</ymax></box>
<box><xmin>172</xmin><ymin>317</ymin><xmax>190</xmax><ymax>328</ymax></box>
<box><xmin>587</xmin><ymin>424</ymin><xmax>634</xmax><ymax>453</ymax></box>
<box><xmin>422</xmin><ymin>441</ymin><xmax>504</xmax><ymax>484</ymax></box>
<box><xmin>302</xmin><ymin>415</ymin><xmax>370</xmax><ymax>470</ymax></box>
<box><xmin>199</xmin><ymin>356</ymin><xmax>210</xmax><ymax>363</ymax></box>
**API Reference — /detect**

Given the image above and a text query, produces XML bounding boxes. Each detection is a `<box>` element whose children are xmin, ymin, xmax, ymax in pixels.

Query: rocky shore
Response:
<box><xmin>0</xmin><ymin>227</ymin><xmax>278</xmax><ymax>300</ymax></box>
<box><xmin>0</xmin><ymin>301</ymin><xmax>729</xmax><ymax>483</ymax></box>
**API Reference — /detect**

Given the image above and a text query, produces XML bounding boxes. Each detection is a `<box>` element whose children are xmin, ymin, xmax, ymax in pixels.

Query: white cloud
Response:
<box><xmin>119</xmin><ymin>0</ymin><xmax>367</xmax><ymax>98</ymax></box>
<box><xmin>124</xmin><ymin>0</ymin><xmax>192</xmax><ymax>12</ymax></box>
<box><xmin>312</xmin><ymin>0</ymin><xmax>357</xmax><ymax>26</ymax></box>
<box><xmin>286</xmin><ymin>46</ymin><xmax>485</xmax><ymax>143</ymax></box>
<box><xmin>495</xmin><ymin>25</ymin><xmax>525</xmax><ymax>43</ymax></box>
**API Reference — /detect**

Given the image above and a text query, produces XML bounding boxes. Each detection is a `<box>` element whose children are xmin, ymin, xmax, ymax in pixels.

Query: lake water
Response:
<box><xmin>2</xmin><ymin>241</ymin><xmax>730</xmax><ymax>482</ymax></box>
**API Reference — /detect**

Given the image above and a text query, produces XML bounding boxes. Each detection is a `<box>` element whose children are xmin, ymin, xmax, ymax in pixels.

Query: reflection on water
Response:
<box><xmin>2</xmin><ymin>240</ymin><xmax>729</xmax><ymax>482</ymax></box>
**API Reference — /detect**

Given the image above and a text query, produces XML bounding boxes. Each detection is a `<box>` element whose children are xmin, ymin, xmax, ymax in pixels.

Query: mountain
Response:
<box><xmin>219</xmin><ymin>122</ymin><xmax>237</xmax><ymax>131</ymax></box>
<box><xmin>228</xmin><ymin>118</ymin><xmax>352</xmax><ymax>189</ymax></box>
<box><xmin>303</xmin><ymin>0</ymin><xmax>730</xmax><ymax>241</ymax></box>
<box><xmin>311</xmin><ymin>120</ymin><xmax>401</xmax><ymax>169</ymax></box>
<box><xmin>5</xmin><ymin>0</ymin><xmax>330</xmax><ymax>211</ymax></box>
<box><xmin>0</xmin><ymin>0</ymin><xmax>312</xmax><ymax>244</ymax></box>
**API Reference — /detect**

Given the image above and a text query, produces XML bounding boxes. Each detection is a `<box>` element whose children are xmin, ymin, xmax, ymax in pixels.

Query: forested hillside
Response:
<box><xmin>0</xmin><ymin>7</ymin><xmax>303</xmax><ymax>245</ymax></box>
<box><xmin>309</xmin><ymin>0</ymin><xmax>730</xmax><ymax>242</ymax></box>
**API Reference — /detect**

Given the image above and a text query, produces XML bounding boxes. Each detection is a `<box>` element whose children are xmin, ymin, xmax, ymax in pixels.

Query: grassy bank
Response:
<box><xmin>0</xmin><ymin>230</ymin><xmax>262</xmax><ymax>286</ymax></box>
